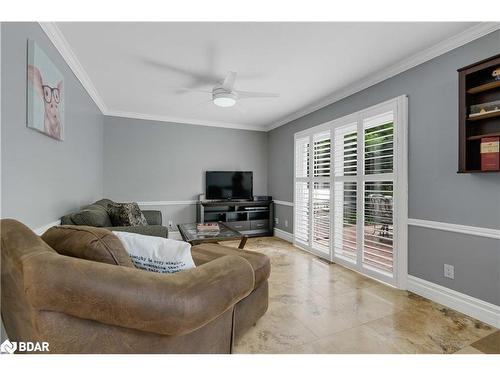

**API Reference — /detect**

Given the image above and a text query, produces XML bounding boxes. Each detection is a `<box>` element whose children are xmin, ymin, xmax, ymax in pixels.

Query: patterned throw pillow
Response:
<box><xmin>107</xmin><ymin>202</ymin><xmax>148</xmax><ymax>227</ymax></box>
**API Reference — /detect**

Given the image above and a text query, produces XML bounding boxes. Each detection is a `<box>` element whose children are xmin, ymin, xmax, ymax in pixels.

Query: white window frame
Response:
<box><xmin>293</xmin><ymin>95</ymin><xmax>408</xmax><ymax>289</ymax></box>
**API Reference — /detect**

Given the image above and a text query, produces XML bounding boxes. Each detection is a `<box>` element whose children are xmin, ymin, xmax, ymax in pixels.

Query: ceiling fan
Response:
<box><xmin>179</xmin><ymin>71</ymin><xmax>279</xmax><ymax>108</ymax></box>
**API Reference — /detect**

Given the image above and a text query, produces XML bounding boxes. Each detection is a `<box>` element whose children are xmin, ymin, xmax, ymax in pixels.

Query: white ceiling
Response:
<box><xmin>55</xmin><ymin>22</ymin><xmax>484</xmax><ymax>130</ymax></box>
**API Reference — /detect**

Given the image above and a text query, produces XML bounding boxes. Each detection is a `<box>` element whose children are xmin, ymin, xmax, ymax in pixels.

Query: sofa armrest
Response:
<box><xmin>25</xmin><ymin>252</ymin><xmax>254</xmax><ymax>336</ymax></box>
<box><xmin>108</xmin><ymin>225</ymin><xmax>167</xmax><ymax>238</ymax></box>
<box><xmin>142</xmin><ymin>210</ymin><xmax>162</xmax><ymax>225</ymax></box>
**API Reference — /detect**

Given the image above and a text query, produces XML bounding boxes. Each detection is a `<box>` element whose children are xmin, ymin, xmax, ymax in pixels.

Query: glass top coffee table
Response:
<box><xmin>177</xmin><ymin>222</ymin><xmax>247</xmax><ymax>249</ymax></box>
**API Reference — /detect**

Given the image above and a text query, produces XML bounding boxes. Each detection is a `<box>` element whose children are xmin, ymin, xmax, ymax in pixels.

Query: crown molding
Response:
<box><xmin>266</xmin><ymin>22</ymin><xmax>500</xmax><ymax>131</ymax></box>
<box><xmin>39</xmin><ymin>22</ymin><xmax>108</xmax><ymax>114</ymax></box>
<box><xmin>104</xmin><ymin>110</ymin><xmax>267</xmax><ymax>131</ymax></box>
<box><xmin>39</xmin><ymin>22</ymin><xmax>499</xmax><ymax>133</ymax></box>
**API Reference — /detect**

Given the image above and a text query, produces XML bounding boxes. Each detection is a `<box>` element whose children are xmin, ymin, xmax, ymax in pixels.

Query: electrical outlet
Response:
<box><xmin>444</xmin><ymin>264</ymin><xmax>454</xmax><ymax>279</ymax></box>
<box><xmin>284</xmin><ymin>220</ymin><xmax>288</xmax><ymax>227</ymax></box>
<box><xmin>274</xmin><ymin>217</ymin><xmax>279</xmax><ymax>224</ymax></box>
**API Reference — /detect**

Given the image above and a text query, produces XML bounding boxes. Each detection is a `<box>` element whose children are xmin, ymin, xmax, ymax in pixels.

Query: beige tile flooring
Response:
<box><xmin>223</xmin><ymin>236</ymin><xmax>499</xmax><ymax>354</ymax></box>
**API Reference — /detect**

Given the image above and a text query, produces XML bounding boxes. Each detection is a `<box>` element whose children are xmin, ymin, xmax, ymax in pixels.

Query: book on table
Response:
<box><xmin>197</xmin><ymin>223</ymin><xmax>220</xmax><ymax>234</ymax></box>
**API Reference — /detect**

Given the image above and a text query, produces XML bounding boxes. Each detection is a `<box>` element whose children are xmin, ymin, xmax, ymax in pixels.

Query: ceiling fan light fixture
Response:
<box><xmin>213</xmin><ymin>91</ymin><xmax>237</xmax><ymax>107</ymax></box>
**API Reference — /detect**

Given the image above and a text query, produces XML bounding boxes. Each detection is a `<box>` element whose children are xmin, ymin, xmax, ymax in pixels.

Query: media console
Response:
<box><xmin>196</xmin><ymin>199</ymin><xmax>274</xmax><ymax>237</ymax></box>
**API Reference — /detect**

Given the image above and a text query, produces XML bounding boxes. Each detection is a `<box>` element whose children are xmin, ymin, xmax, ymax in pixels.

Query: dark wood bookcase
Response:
<box><xmin>458</xmin><ymin>54</ymin><xmax>500</xmax><ymax>173</ymax></box>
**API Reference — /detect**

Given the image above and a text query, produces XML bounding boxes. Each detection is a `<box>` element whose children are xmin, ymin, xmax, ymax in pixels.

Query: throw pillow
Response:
<box><xmin>107</xmin><ymin>202</ymin><xmax>148</xmax><ymax>227</ymax></box>
<box><xmin>42</xmin><ymin>225</ymin><xmax>134</xmax><ymax>267</ymax></box>
<box><xmin>70</xmin><ymin>204</ymin><xmax>112</xmax><ymax>227</ymax></box>
<box><xmin>113</xmin><ymin>231</ymin><xmax>196</xmax><ymax>273</ymax></box>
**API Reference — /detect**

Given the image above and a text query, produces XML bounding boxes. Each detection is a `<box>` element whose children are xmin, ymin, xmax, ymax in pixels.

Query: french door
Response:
<box><xmin>293</xmin><ymin>96</ymin><xmax>407</xmax><ymax>288</ymax></box>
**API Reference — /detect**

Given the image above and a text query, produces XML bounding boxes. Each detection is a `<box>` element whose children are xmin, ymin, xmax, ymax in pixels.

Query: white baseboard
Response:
<box><xmin>407</xmin><ymin>275</ymin><xmax>500</xmax><ymax>328</ymax></box>
<box><xmin>274</xmin><ymin>228</ymin><xmax>293</xmax><ymax>243</ymax></box>
<box><xmin>33</xmin><ymin>220</ymin><xmax>61</xmax><ymax>235</ymax></box>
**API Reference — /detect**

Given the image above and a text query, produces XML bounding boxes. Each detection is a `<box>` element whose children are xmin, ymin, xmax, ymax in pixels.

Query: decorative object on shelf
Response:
<box><xmin>458</xmin><ymin>53</ymin><xmax>500</xmax><ymax>173</ymax></box>
<box><xmin>480</xmin><ymin>137</ymin><xmax>500</xmax><ymax>171</ymax></box>
<box><xmin>469</xmin><ymin>100</ymin><xmax>500</xmax><ymax>118</ymax></box>
<box><xmin>493</xmin><ymin>67</ymin><xmax>500</xmax><ymax>81</ymax></box>
<box><xmin>27</xmin><ymin>40</ymin><xmax>64</xmax><ymax>141</ymax></box>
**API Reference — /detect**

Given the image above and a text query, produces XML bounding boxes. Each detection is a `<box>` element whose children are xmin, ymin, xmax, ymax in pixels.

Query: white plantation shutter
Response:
<box><xmin>294</xmin><ymin>136</ymin><xmax>310</xmax><ymax>245</ymax></box>
<box><xmin>312</xmin><ymin>181</ymin><xmax>330</xmax><ymax>253</ymax></box>
<box><xmin>295</xmin><ymin>136</ymin><xmax>309</xmax><ymax>178</ymax></box>
<box><xmin>362</xmin><ymin>112</ymin><xmax>395</xmax><ymax>275</ymax></box>
<box><xmin>294</xmin><ymin>131</ymin><xmax>331</xmax><ymax>253</ymax></box>
<box><xmin>294</xmin><ymin>181</ymin><xmax>310</xmax><ymax>244</ymax></box>
<box><xmin>363</xmin><ymin>181</ymin><xmax>394</xmax><ymax>273</ymax></box>
<box><xmin>364</xmin><ymin>112</ymin><xmax>394</xmax><ymax>175</ymax></box>
<box><xmin>333</xmin><ymin>181</ymin><xmax>357</xmax><ymax>261</ymax></box>
<box><xmin>313</xmin><ymin>132</ymin><xmax>331</xmax><ymax>177</ymax></box>
<box><xmin>334</xmin><ymin>123</ymin><xmax>357</xmax><ymax>177</ymax></box>
<box><xmin>333</xmin><ymin>123</ymin><xmax>358</xmax><ymax>262</ymax></box>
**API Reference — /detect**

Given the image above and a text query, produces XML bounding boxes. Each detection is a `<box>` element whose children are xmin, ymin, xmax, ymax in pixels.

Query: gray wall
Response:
<box><xmin>103</xmin><ymin>116</ymin><xmax>268</xmax><ymax>226</ymax></box>
<box><xmin>1</xmin><ymin>22</ymin><xmax>103</xmax><ymax>229</ymax></box>
<box><xmin>268</xmin><ymin>30</ymin><xmax>500</xmax><ymax>305</ymax></box>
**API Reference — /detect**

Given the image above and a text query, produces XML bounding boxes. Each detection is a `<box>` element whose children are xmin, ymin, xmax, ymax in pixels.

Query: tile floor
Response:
<box><xmin>223</xmin><ymin>237</ymin><xmax>499</xmax><ymax>354</ymax></box>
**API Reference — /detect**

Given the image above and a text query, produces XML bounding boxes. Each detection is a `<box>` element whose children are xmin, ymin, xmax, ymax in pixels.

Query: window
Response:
<box><xmin>294</xmin><ymin>96</ymin><xmax>407</xmax><ymax>288</ymax></box>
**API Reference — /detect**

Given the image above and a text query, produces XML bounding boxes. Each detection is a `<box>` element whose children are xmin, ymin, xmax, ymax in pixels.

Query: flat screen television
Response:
<box><xmin>205</xmin><ymin>171</ymin><xmax>253</xmax><ymax>200</ymax></box>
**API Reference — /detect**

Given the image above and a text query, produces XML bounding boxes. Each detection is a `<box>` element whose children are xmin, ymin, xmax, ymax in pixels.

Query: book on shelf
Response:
<box><xmin>480</xmin><ymin>137</ymin><xmax>500</xmax><ymax>171</ymax></box>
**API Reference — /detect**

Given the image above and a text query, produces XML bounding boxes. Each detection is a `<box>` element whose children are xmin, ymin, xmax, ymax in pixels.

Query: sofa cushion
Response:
<box><xmin>107</xmin><ymin>202</ymin><xmax>148</xmax><ymax>227</ymax></box>
<box><xmin>70</xmin><ymin>204</ymin><xmax>112</xmax><ymax>227</ymax></box>
<box><xmin>93</xmin><ymin>198</ymin><xmax>115</xmax><ymax>209</ymax></box>
<box><xmin>41</xmin><ymin>225</ymin><xmax>134</xmax><ymax>267</ymax></box>
<box><xmin>113</xmin><ymin>231</ymin><xmax>195</xmax><ymax>273</ymax></box>
<box><xmin>191</xmin><ymin>243</ymin><xmax>270</xmax><ymax>289</ymax></box>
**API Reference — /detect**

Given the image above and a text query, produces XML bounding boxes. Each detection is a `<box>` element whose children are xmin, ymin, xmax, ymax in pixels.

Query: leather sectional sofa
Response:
<box><xmin>0</xmin><ymin>219</ymin><xmax>270</xmax><ymax>353</ymax></box>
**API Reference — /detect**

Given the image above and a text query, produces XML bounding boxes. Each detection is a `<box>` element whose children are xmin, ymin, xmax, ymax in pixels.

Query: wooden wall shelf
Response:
<box><xmin>467</xmin><ymin>132</ymin><xmax>500</xmax><ymax>141</ymax></box>
<box><xmin>467</xmin><ymin>80</ymin><xmax>500</xmax><ymax>94</ymax></box>
<box><xmin>468</xmin><ymin>110</ymin><xmax>500</xmax><ymax>122</ymax></box>
<box><xmin>458</xmin><ymin>54</ymin><xmax>500</xmax><ymax>173</ymax></box>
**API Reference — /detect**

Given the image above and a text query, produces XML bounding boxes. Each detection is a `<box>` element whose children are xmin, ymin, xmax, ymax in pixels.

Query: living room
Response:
<box><xmin>1</xmin><ymin>1</ymin><xmax>499</xmax><ymax>372</ymax></box>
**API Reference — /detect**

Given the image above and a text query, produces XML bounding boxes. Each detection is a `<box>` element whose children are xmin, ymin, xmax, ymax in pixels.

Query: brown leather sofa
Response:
<box><xmin>0</xmin><ymin>219</ymin><xmax>270</xmax><ymax>353</ymax></box>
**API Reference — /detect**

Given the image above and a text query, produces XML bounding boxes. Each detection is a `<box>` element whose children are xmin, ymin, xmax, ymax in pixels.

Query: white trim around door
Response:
<box><xmin>293</xmin><ymin>95</ymin><xmax>408</xmax><ymax>289</ymax></box>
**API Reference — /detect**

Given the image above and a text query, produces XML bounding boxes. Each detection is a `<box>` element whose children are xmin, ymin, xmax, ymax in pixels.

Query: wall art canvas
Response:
<box><xmin>27</xmin><ymin>40</ymin><xmax>64</xmax><ymax>140</ymax></box>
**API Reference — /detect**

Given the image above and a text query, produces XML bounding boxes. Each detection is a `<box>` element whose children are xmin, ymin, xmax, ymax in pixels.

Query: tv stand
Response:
<box><xmin>196</xmin><ymin>199</ymin><xmax>274</xmax><ymax>237</ymax></box>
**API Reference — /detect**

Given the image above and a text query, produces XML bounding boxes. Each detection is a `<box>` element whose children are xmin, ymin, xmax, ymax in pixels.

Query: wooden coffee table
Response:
<box><xmin>177</xmin><ymin>222</ymin><xmax>247</xmax><ymax>249</ymax></box>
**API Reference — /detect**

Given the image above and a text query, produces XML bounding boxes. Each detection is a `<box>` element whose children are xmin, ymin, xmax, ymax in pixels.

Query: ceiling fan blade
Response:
<box><xmin>164</xmin><ymin>87</ymin><xmax>212</xmax><ymax>95</ymax></box>
<box><xmin>236</xmin><ymin>90</ymin><xmax>279</xmax><ymax>99</ymax></box>
<box><xmin>222</xmin><ymin>71</ymin><xmax>237</xmax><ymax>91</ymax></box>
<box><xmin>142</xmin><ymin>59</ymin><xmax>218</xmax><ymax>88</ymax></box>
<box><xmin>172</xmin><ymin>87</ymin><xmax>212</xmax><ymax>94</ymax></box>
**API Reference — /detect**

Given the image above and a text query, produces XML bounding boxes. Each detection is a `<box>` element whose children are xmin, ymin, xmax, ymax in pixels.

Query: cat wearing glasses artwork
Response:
<box><xmin>27</xmin><ymin>40</ymin><xmax>64</xmax><ymax>140</ymax></box>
